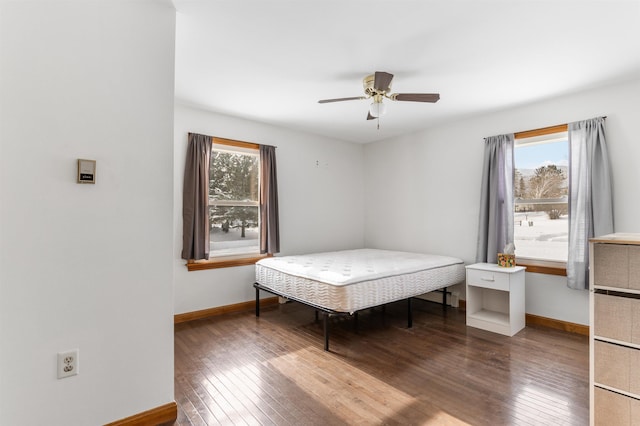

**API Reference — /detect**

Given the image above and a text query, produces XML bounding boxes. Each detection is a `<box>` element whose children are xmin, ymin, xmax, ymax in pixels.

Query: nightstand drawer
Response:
<box><xmin>466</xmin><ymin>268</ymin><xmax>510</xmax><ymax>291</ymax></box>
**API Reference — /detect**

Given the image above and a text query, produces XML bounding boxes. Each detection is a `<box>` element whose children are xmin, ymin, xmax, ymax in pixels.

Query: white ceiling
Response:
<box><xmin>174</xmin><ymin>0</ymin><xmax>640</xmax><ymax>144</ymax></box>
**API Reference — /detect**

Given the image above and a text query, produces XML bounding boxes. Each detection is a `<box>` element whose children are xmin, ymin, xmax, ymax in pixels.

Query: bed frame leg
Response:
<box><xmin>323</xmin><ymin>313</ymin><xmax>330</xmax><ymax>351</ymax></box>
<box><xmin>442</xmin><ymin>286</ymin><xmax>448</xmax><ymax>308</ymax></box>
<box><xmin>407</xmin><ymin>298</ymin><xmax>413</xmax><ymax>328</ymax></box>
<box><xmin>354</xmin><ymin>312</ymin><xmax>358</xmax><ymax>332</ymax></box>
<box><xmin>315</xmin><ymin>310</ymin><xmax>319</xmax><ymax>322</ymax></box>
<box><xmin>255</xmin><ymin>285</ymin><xmax>260</xmax><ymax>317</ymax></box>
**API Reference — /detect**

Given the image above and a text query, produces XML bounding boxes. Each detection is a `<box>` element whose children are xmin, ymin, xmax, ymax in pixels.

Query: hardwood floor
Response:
<box><xmin>174</xmin><ymin>300</ymin><xmax>589</xmax><ymax>425</ymax></box>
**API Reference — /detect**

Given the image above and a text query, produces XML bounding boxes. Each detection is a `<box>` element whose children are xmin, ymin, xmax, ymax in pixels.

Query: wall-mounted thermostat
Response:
<box><xmin>77</xmin><ymin>159</ymin><xmax>96</xmax><ymax>184</ymax></box>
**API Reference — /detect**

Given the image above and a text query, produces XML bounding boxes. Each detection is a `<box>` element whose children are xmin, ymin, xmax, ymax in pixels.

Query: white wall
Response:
<box><xmin>174</xmin><ymin>104</ymin><xmax>365</xmax><ymax>314</ymax></box>
<box><xmin>364</xmin><ymin>77</ymin><xmax>640</xmax><ymax>325</ymax></box>
<box><xmin>0</xmin><ymin>2</ymin><xmax>176</xmax><ymax>425</ymax></box>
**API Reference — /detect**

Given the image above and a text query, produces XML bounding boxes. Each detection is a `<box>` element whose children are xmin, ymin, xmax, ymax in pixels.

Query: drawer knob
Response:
<box><xmin>481</xmin><ymin>276</ymin><xmax>495</xmax><ymax>282</ymax></box>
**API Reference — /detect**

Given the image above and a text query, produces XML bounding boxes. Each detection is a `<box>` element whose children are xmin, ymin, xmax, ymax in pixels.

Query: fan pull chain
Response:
<box><xmin>377</xmin><ymin>116</ymin><xmax>380</xmax><ymax>130</ymax></box>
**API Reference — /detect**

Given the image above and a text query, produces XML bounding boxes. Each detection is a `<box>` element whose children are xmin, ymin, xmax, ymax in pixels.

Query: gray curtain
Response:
<box><xmin>181</xmin><ymin>133</ymin><xmax>212</xmax><ymax>260</ymax></box>
<box><xmin>476</xmin><ymin>134</ymin><xmax>515</xmax><ymax>263</ymax></box>
<box><xmin>567</xmin><ymin>117</ymin><xmax>613</xmax><ymax>290</ymax></box>
<box><xmin>259</xmin><ymin>145</ymin><xmax>280</xmax><ymax>254</ymax></box>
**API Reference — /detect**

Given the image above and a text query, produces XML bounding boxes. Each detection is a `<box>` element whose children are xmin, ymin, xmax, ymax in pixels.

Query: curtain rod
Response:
<box><xmin>483</xmin><ymin>116</ymin><xmax>607</xmax><ymax>141</ymax></box>
<box><xmin>187</xmin><ymin>132</ymin><xmax>277</xmax><ymax>148</ymax></box>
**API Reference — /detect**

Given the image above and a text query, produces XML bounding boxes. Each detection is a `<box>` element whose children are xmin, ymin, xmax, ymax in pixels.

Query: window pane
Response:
<box><xmin>209</xmin><ymin>205</ymin><xmax>259</xmax><ymax>256</ymax></box>
<box><xmin>514</xmin><ymin>139</ymin><xmax>568</xmax><ymax>262</ymax></box>
<box><xmin>210</xmin><ymin>151</ymin><xmax>259</xmax><ymax>202</ymax></box>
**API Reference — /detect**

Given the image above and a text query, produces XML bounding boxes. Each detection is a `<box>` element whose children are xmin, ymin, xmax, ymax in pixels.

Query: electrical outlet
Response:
<box><xmin>57</xmin><ymin>349</ymin><xmax>79</xmax><ymax>379</ymax></box>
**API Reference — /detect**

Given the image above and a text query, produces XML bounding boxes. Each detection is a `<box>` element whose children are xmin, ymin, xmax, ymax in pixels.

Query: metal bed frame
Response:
<box><xmin>254</xmin><ymin>282</ymin><xmax>450</xmax><ymax>351</ymax></box>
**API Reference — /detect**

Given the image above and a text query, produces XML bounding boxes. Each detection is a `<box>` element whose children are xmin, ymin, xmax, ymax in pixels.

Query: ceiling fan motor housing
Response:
<box><xmin>363</xmin><ymin>74</ymin><xmax>389</xmax><ymax>96</ymax></box>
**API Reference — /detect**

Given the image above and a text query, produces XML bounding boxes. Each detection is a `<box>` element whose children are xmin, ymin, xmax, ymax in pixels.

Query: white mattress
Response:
<box><xmin>255</xmin><ymin>249</ymin><xmax>465</xmax><ymax>313</ymax></box>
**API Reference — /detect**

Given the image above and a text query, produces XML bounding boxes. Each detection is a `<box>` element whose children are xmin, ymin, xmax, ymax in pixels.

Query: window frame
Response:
<box><xmin>186</xmin><ymin>137</ymin><xmax>270</xmax><ymax>271</ymax></box>
<box><xmin>513</xmin><ymin>124</ymin><xmax>569</xmax><ymax>276</ymax></box>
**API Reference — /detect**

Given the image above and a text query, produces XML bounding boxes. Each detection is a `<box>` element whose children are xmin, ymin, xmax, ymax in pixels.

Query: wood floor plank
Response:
<box><xmin>174</xmin><ymin>300</ymin><xmax>588</xmax><ymax>425</ymax></box>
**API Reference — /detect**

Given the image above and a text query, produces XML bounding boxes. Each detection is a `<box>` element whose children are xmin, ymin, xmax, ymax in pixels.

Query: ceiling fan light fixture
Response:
<box><xmin>369</xmin><ymin>101</ymin><xmax>386</xmax><ymax>118</ymax></box>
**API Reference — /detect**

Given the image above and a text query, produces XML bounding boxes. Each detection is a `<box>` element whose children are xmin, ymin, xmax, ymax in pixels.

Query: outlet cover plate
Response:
<box><xmin>57</xmin><ymin>349</ymin><xmax>79</xmax><ymax>379</ymax></box>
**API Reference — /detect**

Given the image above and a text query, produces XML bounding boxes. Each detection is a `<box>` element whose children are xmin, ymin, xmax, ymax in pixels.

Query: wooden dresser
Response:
<box><xmin>589</xmin><ymin>233</ymin><xmax>640</xmax><ymax>425</ymax></box>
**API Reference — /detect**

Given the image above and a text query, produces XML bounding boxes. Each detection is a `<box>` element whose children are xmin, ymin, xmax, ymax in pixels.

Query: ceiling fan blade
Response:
<box><xmin>374</xmin><ymin>72</ymin><xmax>394</xmax><ymax>92</ymax></box>
<box><xmin>318</xmin><ymin>96</ymin><xmax>366</xmax><ymax>104</ymax></box>
<box><xmin>366</xmin><ymin>112</ymin><xmax>375</xmax><ymax>120</ymax></box>
<box><xmin>392</xmin><ymin>93</ymin><xmax>440</xmax><ymax>103</ymax></box>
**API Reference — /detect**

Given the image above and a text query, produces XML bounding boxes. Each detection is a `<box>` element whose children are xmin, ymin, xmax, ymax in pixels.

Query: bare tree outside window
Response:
<box><xmin>527</xmin><ymin>165</ymin><xmax>567</xmax><ymax>200</ymax></box>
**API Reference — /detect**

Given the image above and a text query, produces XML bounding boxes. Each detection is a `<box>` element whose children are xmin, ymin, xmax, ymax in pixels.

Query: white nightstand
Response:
<box><xmin>465</xmin><ymin>263</ymin><xmax>526</xmax><ymax>336</ymax></box>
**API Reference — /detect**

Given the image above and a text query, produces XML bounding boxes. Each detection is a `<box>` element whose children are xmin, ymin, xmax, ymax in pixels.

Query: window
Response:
<box><xmin>209</xmin><ymin>140</ymin><xmax>260</xmax><ymax>258</ymax></box>
<box><xmin>514</xmin><ymin>126</ymin><xmax>569</xmax><ymax>265</ymax></box>
<box><xmin>183</xmin><ymin>133</ymin><xmax>279</xmax><ymax>271</ymax></box>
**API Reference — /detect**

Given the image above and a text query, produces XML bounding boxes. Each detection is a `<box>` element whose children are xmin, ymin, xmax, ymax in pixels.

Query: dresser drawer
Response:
<box><xmin>594</xmin><ymin>387</ymin><xmax>640</xmax><ymax>426</ymax></box>
<box><xmin>466</xmin><ymin>268</ymin><xmax>510</xmax><ymax>291</ymax></box>
<box><xmin>594</xmin><ymin>243</ymin><xmax>629</xmax><ymax>288</ymax></box>
<box><xmin>630</xmin><ymin>246</ymin><xmax>640</xmax><ymax>290</ymax></box>
<box><xmin>594</xmin><ymin>243</ymin><xmax>640</xmax><ymax>290</ymax></box>
<box><xmin>594</xmin><ymin>293</ymin><xmax>640</xmax><ymax>344</ymax></box>
<box><xmin>594</xmin><ymin>340</ymin><xmax>640</xmax><ymax>394</ymax></box>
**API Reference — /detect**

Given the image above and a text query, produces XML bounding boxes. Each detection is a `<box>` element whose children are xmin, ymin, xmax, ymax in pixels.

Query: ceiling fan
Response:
<box><xmin>318</xmin><ymin>71</ymin><xmax>440</xmax><ymax>121</ymax></box>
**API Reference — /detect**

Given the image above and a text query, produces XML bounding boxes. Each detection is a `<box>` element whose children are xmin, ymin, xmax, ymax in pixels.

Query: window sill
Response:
<box><xmin>186</xmin><ymin>253</ymin><xmax>272</xmax><ymax>271</ymax></box>
<box><xmin>516</xmin><ymin>258</ymin><xmax>567</xmax><ymax>276</ymax></box>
